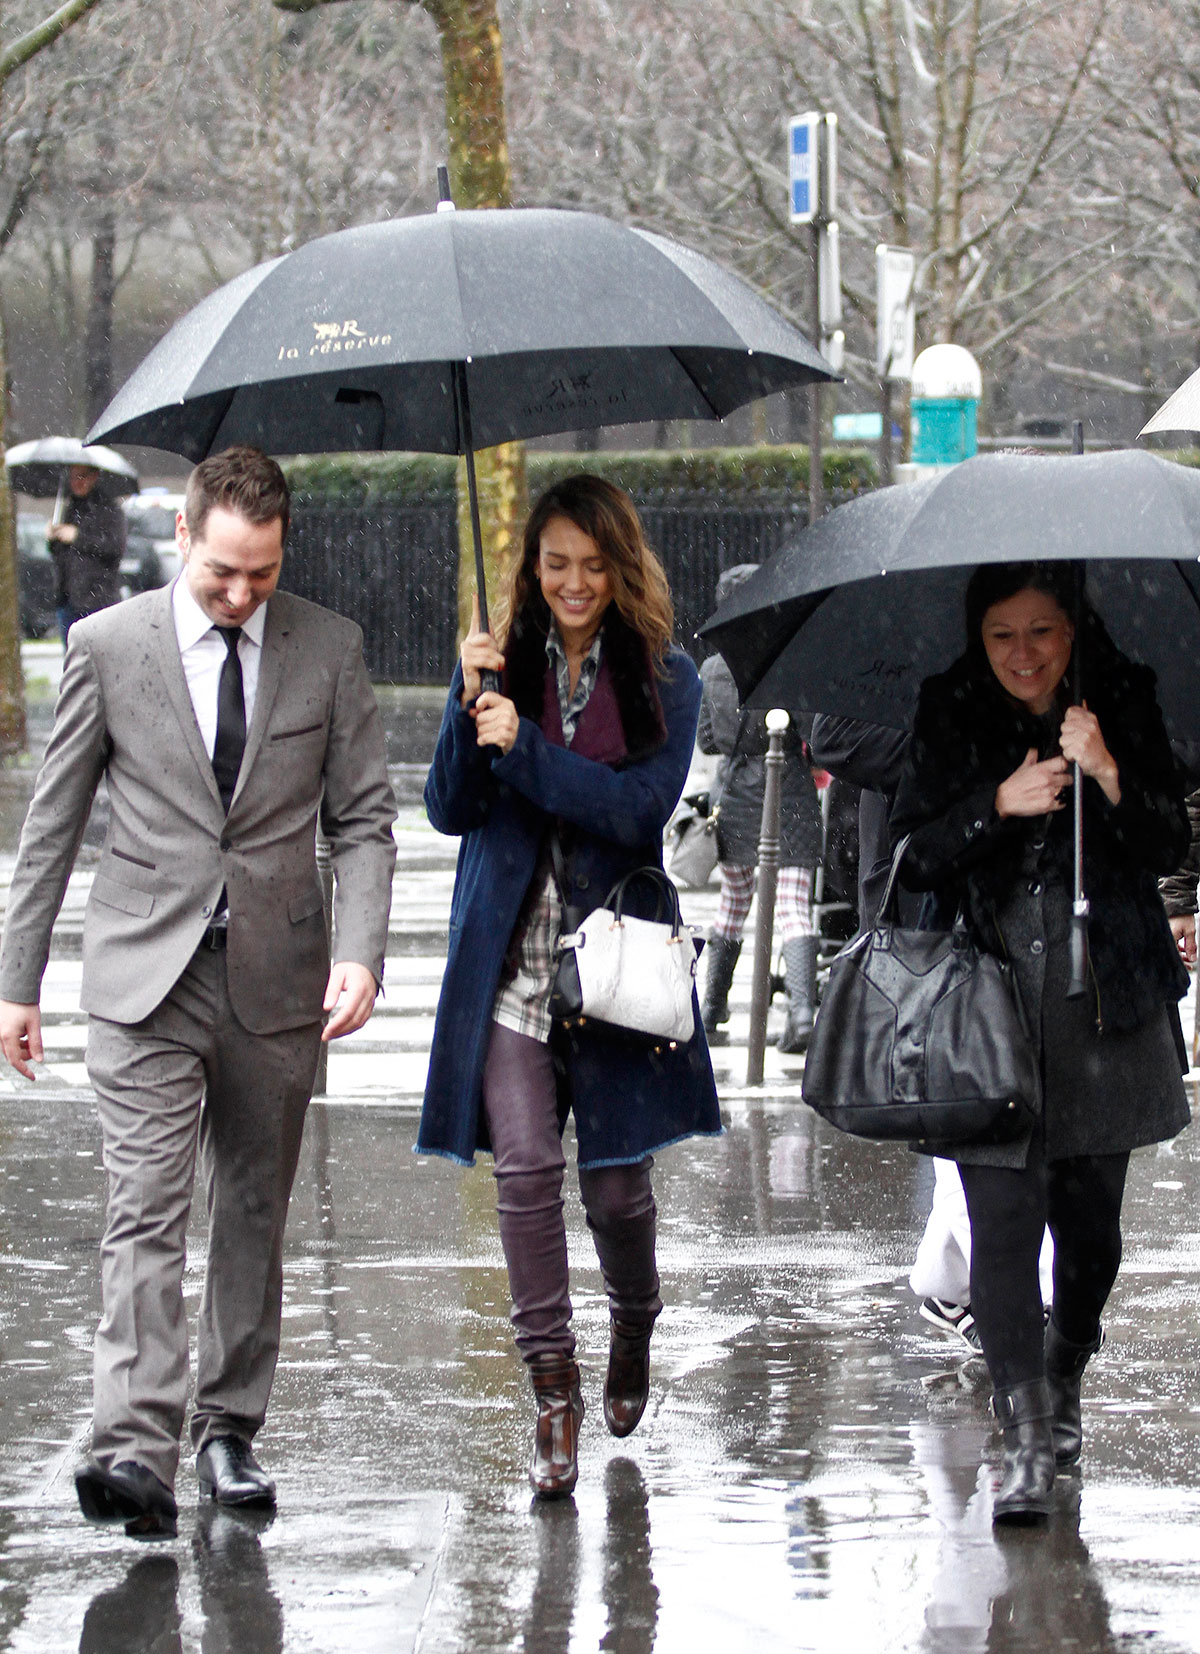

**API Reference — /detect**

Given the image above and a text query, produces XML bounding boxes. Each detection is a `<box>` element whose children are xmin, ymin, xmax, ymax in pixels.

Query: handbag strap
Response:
<box><xmin>548</xmin><ymin>823</ymin><xmax>571</xmax><ymax>916</ymax></box>
<box><xmin>873</xmin><ymin>835</ymin><xmax>911</xmax><ymax>927</ymax></box>
<box><xmin>606</xmin><ymin>866</ymin><xmax>685</xmax><ymax>935</ymax></box>
<box><xmin>874</xmin><ymin>832</ymin><xmax>971</xmax><ymax>947</ymax></box>
<box><xmin>551</xmin><ymin>824</ymin><xmax>686</xmax><ymax>937</ymax></box>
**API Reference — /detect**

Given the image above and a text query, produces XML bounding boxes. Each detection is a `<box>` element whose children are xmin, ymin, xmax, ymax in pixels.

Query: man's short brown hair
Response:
<box><xmin>184</xmin><ymin>447</ymin><xmax>290</xmax><ymax>544</ymax></box>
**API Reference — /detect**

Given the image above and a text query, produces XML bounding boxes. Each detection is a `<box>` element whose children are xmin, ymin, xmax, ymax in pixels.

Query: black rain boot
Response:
<box><xmin>700</xmin><ymin>937</ymin><xmax>741</xmax><ymax>1044</ymax></box>
<box><xmin>991</xmin><ymin>1377</ymin><xmax>1056</xmax><ymax>1526</ymax></box>
<box><xmin>1045</xmin><ymin>1321</ymin><xmax>1104</xmax><ymax>1468</ymax></box>
<box><xmin>777</xmin><ymin>936</ymin><xmax>819</xmax><ymax>1054</ymax></box>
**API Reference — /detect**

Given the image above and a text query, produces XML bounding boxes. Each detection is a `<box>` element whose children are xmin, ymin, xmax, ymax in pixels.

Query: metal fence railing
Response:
<box><xmin>283</xmin><ymin>491</ymin><xmax>823</xmax><ymax>683</ymax></box>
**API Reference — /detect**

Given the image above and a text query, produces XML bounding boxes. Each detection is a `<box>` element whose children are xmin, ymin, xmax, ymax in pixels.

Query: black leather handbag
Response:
<box><xmin>801</xmin><ymin>837</ymin><xmax>1039</xmax><ymax>1147</ymax></box>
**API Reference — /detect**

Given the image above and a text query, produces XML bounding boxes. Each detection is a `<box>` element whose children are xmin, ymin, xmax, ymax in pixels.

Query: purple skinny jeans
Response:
<box><xmin>481</xmin><ymin>1021</ymin><xmax>662</xmax><ymax>1363</ymax></box>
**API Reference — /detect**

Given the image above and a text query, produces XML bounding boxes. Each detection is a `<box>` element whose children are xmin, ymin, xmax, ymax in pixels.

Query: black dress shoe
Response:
<box><xmin>196</xmin><ymin>1436</ymin><xmax>277</xmax><ymax>1509</ymax></box>
<box><xmin>75</xmin><ymin>1459</ymin><xmax>179</xmax><ymax>1540</ymax></box>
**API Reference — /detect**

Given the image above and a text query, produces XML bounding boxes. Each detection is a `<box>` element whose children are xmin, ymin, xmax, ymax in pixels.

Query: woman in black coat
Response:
<box><xmin>890</xmin><ymin>561</ymin><xmax>1190</xmax><ymax>1526</ymax></box>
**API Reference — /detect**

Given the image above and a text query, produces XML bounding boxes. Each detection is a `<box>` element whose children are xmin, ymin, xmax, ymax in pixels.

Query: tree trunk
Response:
<box><xmin>0</xmin><ymin>0</ymin><xmax>106</xmax><ymax>760</ymax></box>
<box><xmin>83</xmin><ymin>121</ymin><xmax>117</xmax><ymax>429</ymax></box>
<box><xmin>0</xmin><ymin>302</ymin><xmax>29</xmax><ymax>759</ymax></box>
<box><xmin>420</xmin><ymin>0</ymin><xmax>527</xmax><ymax>637</ymax></box>
<box><xmin>274</xmin><ymin>0</ymin><xmax>527</xmax><ymax>635</ymax></box>
<box><xmin>85</xmin><ymin>209</ymin><xmax>116</xmax><ymax>429</ymax></box>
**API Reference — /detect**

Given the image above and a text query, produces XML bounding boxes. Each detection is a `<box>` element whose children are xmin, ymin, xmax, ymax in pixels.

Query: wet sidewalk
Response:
<box><xmin>2</xmin><ymin>654</ymin><xmax>1200</xmax><ymax>1651</ymax></box>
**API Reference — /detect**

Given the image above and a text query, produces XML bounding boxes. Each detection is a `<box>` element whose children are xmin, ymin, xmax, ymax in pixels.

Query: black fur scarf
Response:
<box><xmin>503</xmin><ymin>601</ymin><xmax>669</xmax><ymax>765</ymax></box>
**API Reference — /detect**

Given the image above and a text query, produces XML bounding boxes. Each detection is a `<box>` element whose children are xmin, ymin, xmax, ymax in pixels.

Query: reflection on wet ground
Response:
<box><xmin>4</xmin><ymin>1091</ymin><xmax>1200</xmax><ymax>1652</ymax></box>
<box><xmin>4</xmin><ymin>652</ymin><xmax>1200</xmax><ymax>1650</ymax></box>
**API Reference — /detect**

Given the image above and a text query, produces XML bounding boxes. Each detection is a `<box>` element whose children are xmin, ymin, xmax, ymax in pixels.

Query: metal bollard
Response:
<box><xmin>746</xmin><ymin>709</ymin><xmax>789</xmax><ymax>1085</ymax></box>
<box><xmin>314</xmin><ymin>832</ymin><xmax>334</xmax><ymax>1096</ymax></box>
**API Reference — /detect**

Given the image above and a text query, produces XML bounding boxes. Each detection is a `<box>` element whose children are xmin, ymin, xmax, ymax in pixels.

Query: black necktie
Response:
<box><xmin>211</xmin><ymin>627</ymin><xmax>245</xmax><ymax>814</ymax></box>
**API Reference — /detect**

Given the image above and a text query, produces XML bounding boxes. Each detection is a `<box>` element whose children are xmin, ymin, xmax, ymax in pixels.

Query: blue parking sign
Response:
<box><xmin>789</xmin><ymin>114</ymin><xmax>820</xmax><ymax>224</ymax></box>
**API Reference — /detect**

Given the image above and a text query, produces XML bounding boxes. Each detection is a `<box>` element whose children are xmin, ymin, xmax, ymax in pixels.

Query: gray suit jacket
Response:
<box><xmin>0</xmin><ymin>584</ymin><xmax>397</xmax><ymax>1033</ymax></box>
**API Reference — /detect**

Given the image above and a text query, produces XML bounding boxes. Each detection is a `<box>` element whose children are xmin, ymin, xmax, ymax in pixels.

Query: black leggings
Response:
<box><xmin>957</xmin><ymin>1144</ymin><xmax>1130</xmax><ymax>1392</ymax></box>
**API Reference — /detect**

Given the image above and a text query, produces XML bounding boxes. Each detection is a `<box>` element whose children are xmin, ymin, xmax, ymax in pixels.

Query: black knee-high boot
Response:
<box><xmin>700</xmin><ymin>936</ymin><xmax>741</xmax><ymax>1042</ymax></box>
<box><xmin>991</xmin><ymin>1378</ymin><xmax>1056</xmax><ymax>1525</ymax></box>
<box><xmin>777</xmin><ymin>935</ymin><xmax>819</xmax><ymax>1053</ymax></box>
<box><xmin>1045</xmin><ymin>1321</ymin><xmax>1103</xmax><ymax>1467</ymax></box>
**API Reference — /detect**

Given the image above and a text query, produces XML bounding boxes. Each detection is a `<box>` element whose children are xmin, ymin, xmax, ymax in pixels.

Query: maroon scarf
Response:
<box><xmin>538</xmin><ymin>657</ymin><xmax>628</xmax><ymax>765</ymax></box>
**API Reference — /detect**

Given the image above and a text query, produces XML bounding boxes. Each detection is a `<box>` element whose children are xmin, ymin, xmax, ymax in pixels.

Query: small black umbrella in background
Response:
<box><xmin>5</xmin><ymin>436</ymin><xmax>139</xmax><ymax>502</ymax></box>
<box><xmin>701</xmin><ymin>448</ymin><xmax>1200</xmax><ymax>994</ymax></box>
<box><xmin>88</xmin><ymin>174</ymin><xmax>835</xmax><ymax>655</ymax></box>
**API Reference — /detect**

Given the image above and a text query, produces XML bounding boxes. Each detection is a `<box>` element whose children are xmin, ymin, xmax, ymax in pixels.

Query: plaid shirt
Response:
<box><xmin>492</xmin><ymin>625</ymin><xmax>603</xmax><ymax>1042</ymax></box>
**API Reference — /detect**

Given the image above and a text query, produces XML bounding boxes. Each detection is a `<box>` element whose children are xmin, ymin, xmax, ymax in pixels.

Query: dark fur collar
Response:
<box><xmin>504</xmin><ymin>604</ymin><xmax>668</xmax><ymax>763</ymax></box>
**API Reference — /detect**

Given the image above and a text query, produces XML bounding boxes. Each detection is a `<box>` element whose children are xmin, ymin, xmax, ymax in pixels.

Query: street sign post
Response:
<box><xmin>875</xmin><ymin>245</ymin><xmax>916</xmax><ymax>486</ymax></box>
<box><xmin>875</xmin><ymin>245</ymin><xmax>916</xmax><ymax>380</ymax></box>
<box><xmin>789</xmin><ymin>112</ymin><xmax>842</xmax><ymax>519</ymax></box>
<box><xmin>788</xmin><ymin>114</ymin><xmax>821</xmax><ymax>224</ymax></box>
<box><xmin>819</xmin><ymin>220</ymin><xmax>842</xmax><ymax>333</ymax></box>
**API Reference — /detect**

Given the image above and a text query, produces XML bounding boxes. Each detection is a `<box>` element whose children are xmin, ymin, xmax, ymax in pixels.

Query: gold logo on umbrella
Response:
<box><xmin>276</xmin><ymin>321</ymin><xmax>393</xmax><ymax>361</ymax></box>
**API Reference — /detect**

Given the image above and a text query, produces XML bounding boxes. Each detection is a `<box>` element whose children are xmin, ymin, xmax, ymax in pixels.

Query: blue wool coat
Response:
<box><xmin>418</xmin><ymin>647</ymin><xmax>721</xmax><ymax>1168</ymax></box>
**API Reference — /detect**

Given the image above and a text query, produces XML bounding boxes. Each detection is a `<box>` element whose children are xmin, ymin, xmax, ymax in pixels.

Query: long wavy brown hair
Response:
<box><xmin>495</xmin><ymin>474</ymin><xmax>674</xmax><ymax>663</ymax></box>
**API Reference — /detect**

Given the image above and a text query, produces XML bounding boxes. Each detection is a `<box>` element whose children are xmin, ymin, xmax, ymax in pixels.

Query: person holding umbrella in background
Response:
<box><xmin>889</xmin><ymin>560</ymin><xmax>1190</xmax><ymax>1526</ymax></box>
<box><xmin>419</xmin><ymin>475</ymin><xmax>720</xmax><ymax>1502</ymax></box>
<box><xmin>697</xmin><ymin>564</ymin><xmax>823</xmax><ymax>1053</ymax></box>
<box><xmin>47</xmin><ymin>462</ymin><xmax>126</xmax><ymax>643</ymax></box>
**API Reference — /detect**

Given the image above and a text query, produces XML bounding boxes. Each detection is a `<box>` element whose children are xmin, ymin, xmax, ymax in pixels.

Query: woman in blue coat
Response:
<box><xmin>419</xmin><ymin>475</ymin><xmax>721</xmax><ymax>1500</ymax></box>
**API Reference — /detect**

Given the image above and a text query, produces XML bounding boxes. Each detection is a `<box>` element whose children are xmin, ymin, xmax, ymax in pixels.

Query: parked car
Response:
<box><xmin>121</xmin><ymin>490</ymin><xmax>184</xmax><ymax>597</ymax></box>
<box><xmin>16</xmin><ymin>511</ymin><xmax>57</xmax><ymax>638</ymax></box>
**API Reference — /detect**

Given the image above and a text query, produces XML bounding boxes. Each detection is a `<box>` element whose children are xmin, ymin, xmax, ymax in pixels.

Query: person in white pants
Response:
<box><xmin>912</xmin><ymin>1159</ymin><xmax>1054</xmax><ymax>1353</ymax></box>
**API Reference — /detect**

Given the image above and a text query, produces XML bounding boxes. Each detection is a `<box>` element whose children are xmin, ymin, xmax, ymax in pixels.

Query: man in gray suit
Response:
<box><xmin>0</xmin><ymin>447</ymin><xmax>397</xmax><ymax>1538</ymax></box>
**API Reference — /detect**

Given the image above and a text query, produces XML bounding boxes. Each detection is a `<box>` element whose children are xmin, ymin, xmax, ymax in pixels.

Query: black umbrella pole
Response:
<box><xmin>1067</xmin><ymin>553</ymin><xmax>1088</xmax><ymax>998</ymax></box>
<box><xmin>1067</xmin><ymin>771</ymin><xmax>1090</xmax><ymax>998</ymax></box>
<box><xmin>452</xmin><ymin>362</ymin><xmax>501</xmax><ymax>694</ymax></box>
<box><xmin>746</xmin><ymin>713</ymin><xmax>788</xmax><ymax>1084</ymax></box>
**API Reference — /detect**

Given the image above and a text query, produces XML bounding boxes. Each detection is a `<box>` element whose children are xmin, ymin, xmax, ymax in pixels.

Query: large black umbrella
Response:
<box><xmin>88</xmin><ymin>192</ymin><xmax>834</xmax><ymax>639</ymax></box>
<box><xmin>700</xmin><ymin>449</ymin><xmax>1200</xmax><ymax>995</ymax></box>
<box><xmin>6</xmin><ymin>436</ymin><xmax>139</xmax><ymax>500</ymax></box>
<box><xmin>700</xmin><ymin>449</ymin><xmax>1200</xmax><ymax>747</ymax></box>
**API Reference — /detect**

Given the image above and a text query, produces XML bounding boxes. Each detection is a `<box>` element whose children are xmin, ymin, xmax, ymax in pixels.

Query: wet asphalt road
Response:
<box><xmin>3</xmin><ymin>651</ymin><xmax>1200</xmax><ymax>1652</ymax></box>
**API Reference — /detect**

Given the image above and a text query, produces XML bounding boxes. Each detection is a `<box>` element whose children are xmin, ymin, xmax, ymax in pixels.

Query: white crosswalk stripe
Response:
<box><xmin>0</xmin><ymin>799</ymin><xmax>816</xmax><ymax>1105</ymax></box>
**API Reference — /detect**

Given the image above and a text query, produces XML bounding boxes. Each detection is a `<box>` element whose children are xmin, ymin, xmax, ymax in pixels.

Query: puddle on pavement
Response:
<box><xmin>5</xmin><ymin>1094</ymin><xmax>1200</xmax><ymax>1649</ymax></box>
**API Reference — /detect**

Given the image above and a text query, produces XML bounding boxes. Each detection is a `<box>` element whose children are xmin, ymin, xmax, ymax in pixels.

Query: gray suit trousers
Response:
<box><xmin>85</xmin><ymin>945</ymin><xmax>321</xmax><ymax>1487</ymax></box>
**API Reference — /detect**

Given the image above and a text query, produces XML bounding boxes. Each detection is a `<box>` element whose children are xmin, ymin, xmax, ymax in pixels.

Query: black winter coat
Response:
<box><xmin>53</xmin><ymin>493</ymin><xmax>124</xmax><ymax>614</ymax></box>
<box><xmin>697</xmin><ymin>654</ymin><xmax>822</xmax><ymax>868</ymax></box>
<box><xmin>890</xmin><ymin>645</ymin><xmax>1190</xmax><ymax>1036</ymax></box>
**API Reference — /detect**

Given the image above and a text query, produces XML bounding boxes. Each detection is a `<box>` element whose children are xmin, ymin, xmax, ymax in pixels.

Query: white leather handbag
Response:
<box><xmin>551</xmin><ymin>867</ymin><xmax>699</xmax><ymax>1044</ymax></box>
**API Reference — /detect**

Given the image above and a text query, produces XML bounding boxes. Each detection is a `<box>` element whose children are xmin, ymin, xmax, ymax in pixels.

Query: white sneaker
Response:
<box><xmin>919</xmin><ymin>1296</ymin><xmax>983</xmax><ymax>1353</ymax></box>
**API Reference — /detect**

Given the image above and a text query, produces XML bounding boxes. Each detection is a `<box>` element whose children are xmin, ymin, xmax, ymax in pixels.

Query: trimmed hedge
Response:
<box><xmin>282</xmin><ymin>444</ymin><xmax>878</xmax><ymax>508</ymax></box>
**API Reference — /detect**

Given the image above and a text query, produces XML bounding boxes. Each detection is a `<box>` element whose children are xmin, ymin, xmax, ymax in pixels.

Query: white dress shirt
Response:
<box><xmin>171</xmin><ymin>576</ymin><xmax>267</xmax><ymax>759</ymax></box>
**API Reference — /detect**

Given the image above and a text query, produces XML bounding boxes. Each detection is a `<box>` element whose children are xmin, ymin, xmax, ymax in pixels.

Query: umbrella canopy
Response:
<box><xmin>699</xmin><ymin>449</ymin><xmax>1200</xmax><ymax>753</ymax></box>
<box><xmin>1141</xmin><ymin>364</ymin><xmax>1200</xmax><ymax>437</ymax></box>
<box><xmin>88</xmin><ymin>206</ymin><xmax>834</xmax><ymax>461</ymax></box>
<box><xmin>5</xmin><ymin>436</ymin><xmax>139</xmax><ymax>499</ymax></box>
